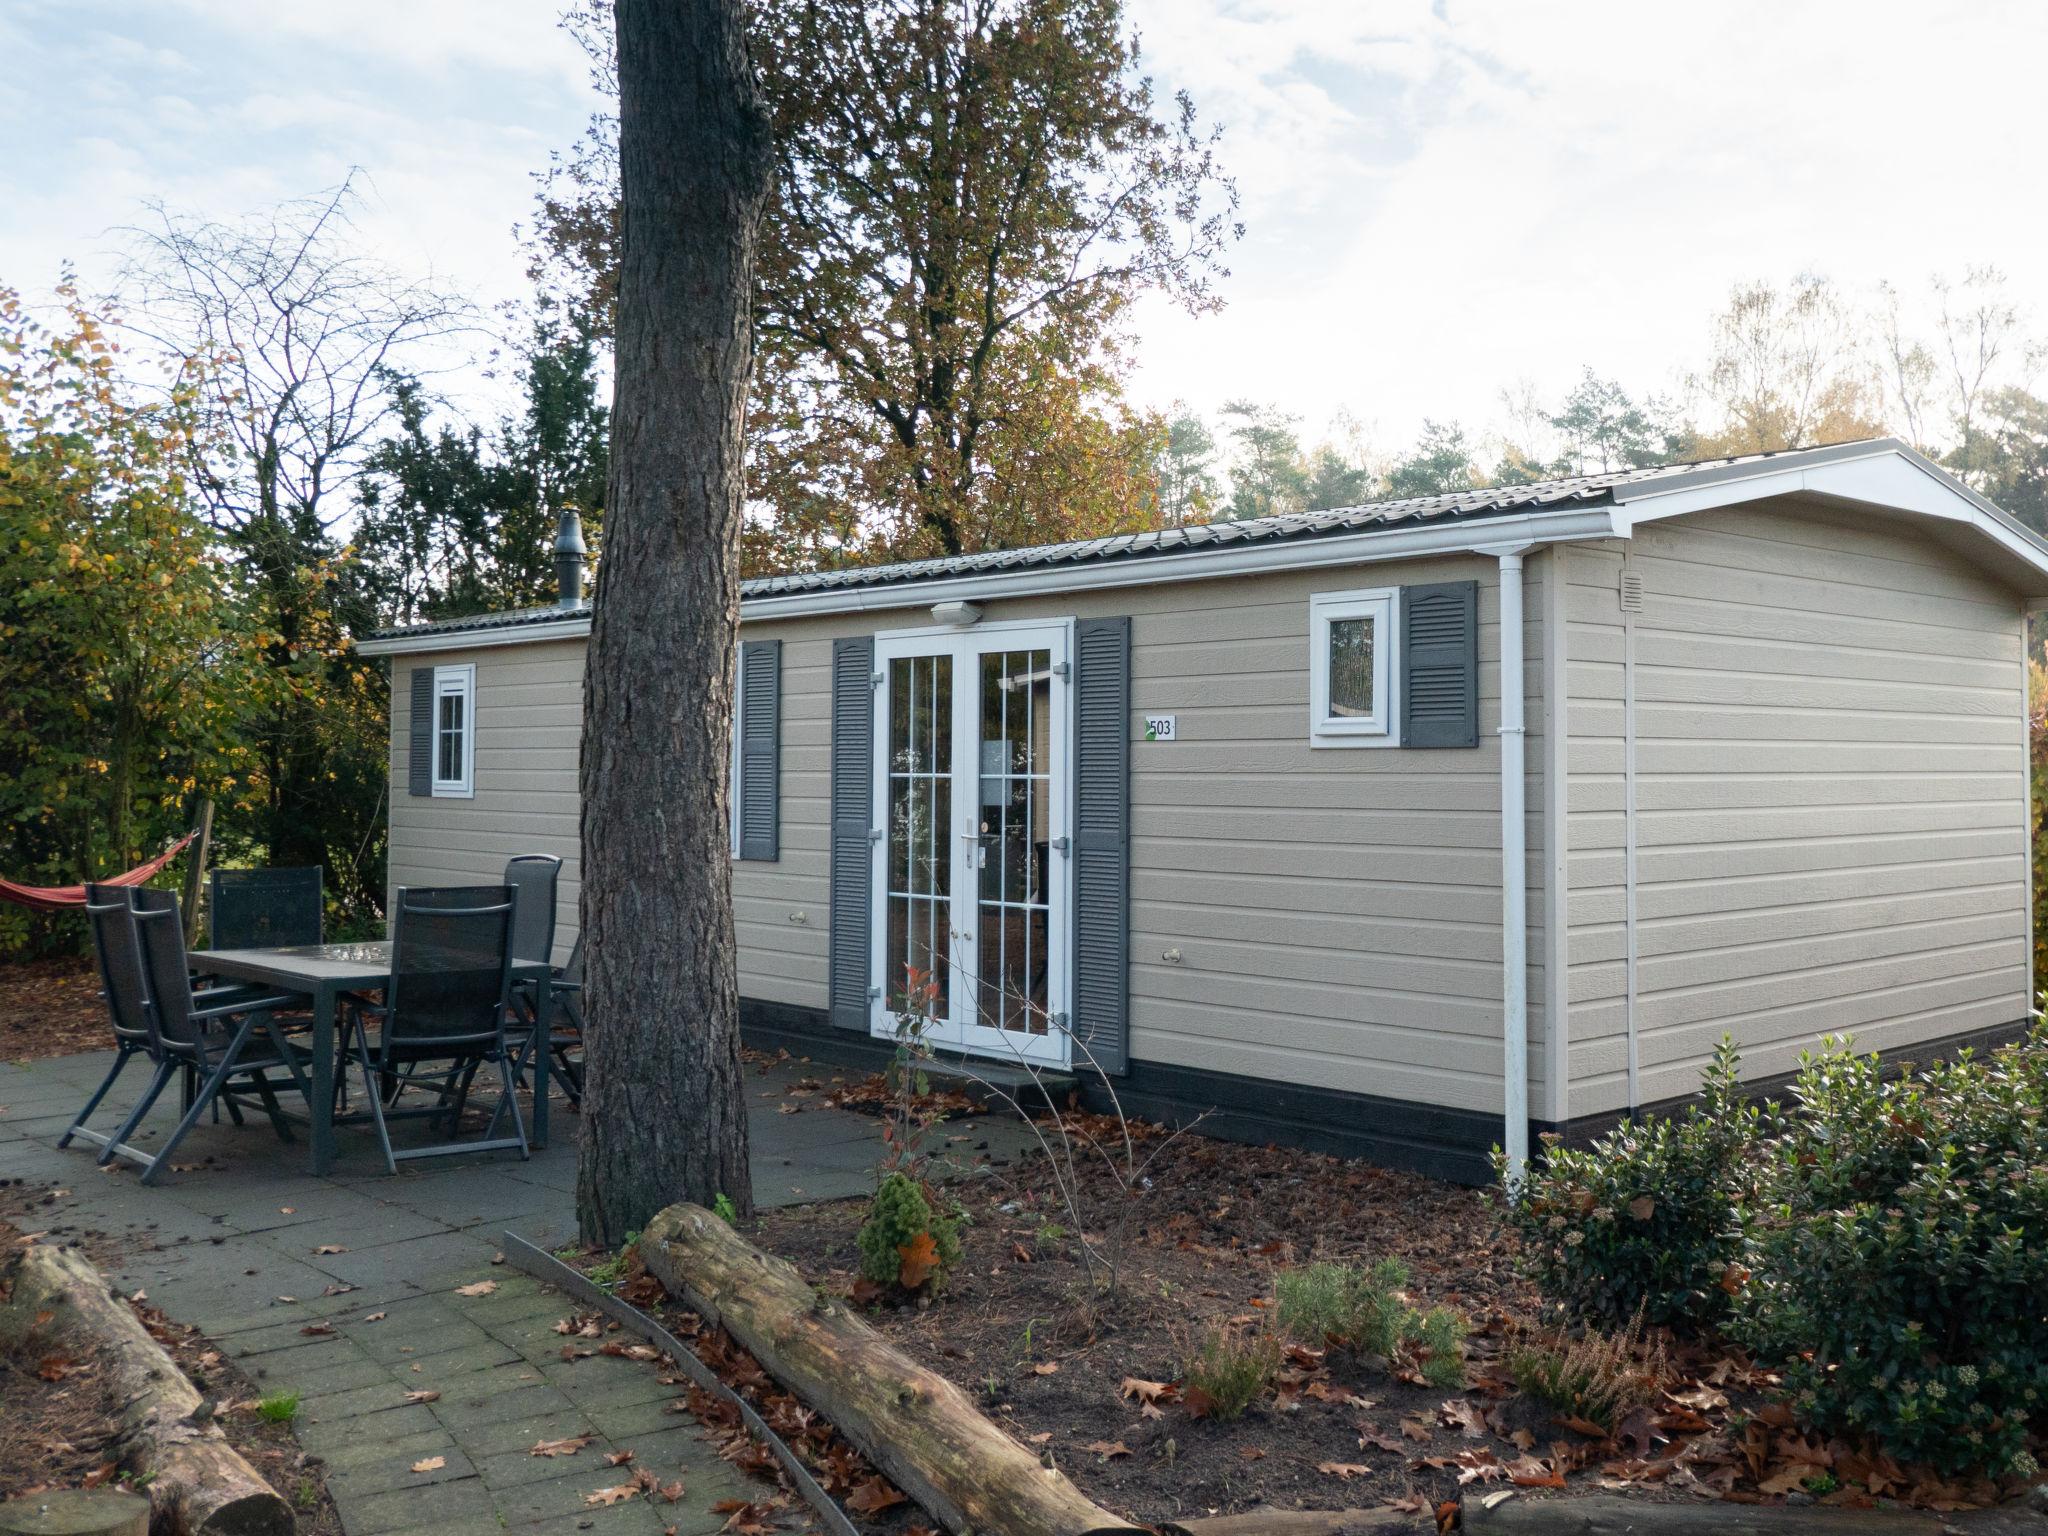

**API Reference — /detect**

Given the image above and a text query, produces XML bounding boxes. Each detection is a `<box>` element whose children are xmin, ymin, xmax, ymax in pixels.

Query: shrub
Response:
<box><xmin>1496</xmin><ymin>1038</ymin><xmax>1755</xmax><ymax>1329</ymax></box>
<box><xmin>1275</xmin><ymin>1258</ymin><xmax>1466</xmax><ymax>1387</ymax></box>
<box><xmin>1406</xmin><ymin>1306</ymin><xmax>1469</xmax><ymax>1391</ymax></box>
<box><xmin>856</xmin><ymin>1172</ymin><xmax>962</xmax><ymax>1292</ymax></box>
<box><xmin>1732</xmin><ymin>1033</ymin><xmax>2048</xmax><ymax>1479</ymax></box>
<box><xmin>1180</xmin><ymin>1324</ymin><xmax>1280</xmax><ymax>1422</ymax></box>
<box><xmin>1508</xmin><ymin>1307</ymin><xmax>1665</xmax><ymax>1430</ymax></box>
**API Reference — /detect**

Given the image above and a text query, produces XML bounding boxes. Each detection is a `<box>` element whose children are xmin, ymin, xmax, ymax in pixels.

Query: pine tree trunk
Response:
<box><xmin>576</xmin><ymin>0</ymin><xmax>773</xmax><ymax>1244</ymax></box>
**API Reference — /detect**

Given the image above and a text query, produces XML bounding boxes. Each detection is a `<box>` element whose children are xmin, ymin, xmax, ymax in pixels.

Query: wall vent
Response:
<box><xmin>1619</xmin><ymin>569</ymin><xmax>1645</xmax><ymax>613</ymax></box>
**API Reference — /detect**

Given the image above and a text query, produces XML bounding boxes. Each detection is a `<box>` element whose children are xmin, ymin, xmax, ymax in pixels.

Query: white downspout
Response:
<box><xmin>1489</xmin><ymin>546</ymin><xmax>1532</xmax><ymax>1181</ymax></box>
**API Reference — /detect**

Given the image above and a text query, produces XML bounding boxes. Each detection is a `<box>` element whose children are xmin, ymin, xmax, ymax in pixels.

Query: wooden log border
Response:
<box><xmin>496</xmin><ymin>1232</ymin><xmax>860</xmax><ymax>1536</ymax></box>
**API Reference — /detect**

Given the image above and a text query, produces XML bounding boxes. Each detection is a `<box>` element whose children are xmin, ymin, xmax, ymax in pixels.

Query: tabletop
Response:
<box><xmin>190</xmin><ymin>941</ymin><xmax>549</xmax><ymax>992</ymax></box>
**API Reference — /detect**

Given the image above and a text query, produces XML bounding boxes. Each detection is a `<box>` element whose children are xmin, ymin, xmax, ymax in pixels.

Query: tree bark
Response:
<box><xmin>576</xmin><ymin>0</ymin><xmax>774</xmax><ymax>1242</ymax></box>
<box><xmin>641</xmin><ymin>1204</ymin><xmax>1140</xmax><ymax>1536</ymax></box>
<box><xmin>0</xmin><ymin>1245</ymin><xmax>292</xmax><ymax>1536</ymax></box>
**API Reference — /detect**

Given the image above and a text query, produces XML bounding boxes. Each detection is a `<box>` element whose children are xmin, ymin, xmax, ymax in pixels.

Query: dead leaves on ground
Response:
<box><xmin>530</xmin><ymin>1434</ymin><xmax>595</xmax><ymax>1458</ymax></box>
<box><xmin>586</xmin><ymin>1466</ymin><xmax>685</xmax><ymax>1507</ymax></box>
<box><xmin>453</xmin><ymin>1280</ymin><xmax>497</xmax><ymax>1297</ymax></box>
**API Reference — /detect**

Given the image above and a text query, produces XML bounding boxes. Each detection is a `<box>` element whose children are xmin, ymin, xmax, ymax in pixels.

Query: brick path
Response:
<box><xmin>0</xmin><ymin>1048</ymin><xmax>1035</xmax><ymax>1535</ymax></box>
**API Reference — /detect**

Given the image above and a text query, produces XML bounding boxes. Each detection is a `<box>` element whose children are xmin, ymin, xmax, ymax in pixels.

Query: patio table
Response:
<box><xmin>188</xmin><ymin>940</ymin><xmax>555</xmax><ymax>1176</ymax></box>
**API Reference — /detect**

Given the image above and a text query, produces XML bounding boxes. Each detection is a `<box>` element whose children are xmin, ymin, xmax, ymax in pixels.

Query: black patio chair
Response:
<box><xmin>210</xmin><ymin>865</ymin><xmax>323</xmax><ymax>950</ymax></box>
<box><xmin>502</xmin><ymin>854</ymin><xmax>561</xmax><ymax>970</ymax></box>
<box><xmin>87</xmin><ymin>889</ymin><xmax>310</xmax><ymax>1183</ymax></box>
<box><xmin>502</xmin><ymin>931</ymin><xmax>584</xmax><ymax>1117</ymax></box>
<box><xmin>343</xmin><ymin>885</ymin><xmax>528</xmax><ymax>1173</ymax></box>
<box><xmin>58</xmin><ymin>891</ymin><xmax>170</xmax><ymax>1165</ymax></box>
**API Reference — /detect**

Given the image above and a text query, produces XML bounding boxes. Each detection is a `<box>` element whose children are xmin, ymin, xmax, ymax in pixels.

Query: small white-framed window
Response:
<box><xmin>1308</xmin><ymin>588</ymin><xmax>1398</xmax><ymax>747</ymax></box>
<box><xmin>431</xmin><ymin>664</ymin><xmax>476</xmax><ymax>797</ymax></box>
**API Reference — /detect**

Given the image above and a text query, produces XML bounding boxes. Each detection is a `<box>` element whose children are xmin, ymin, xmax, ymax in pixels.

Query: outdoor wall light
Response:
<box><xmin>930</xmin><ymin>600</ymin><xmax>984</xmax><ymax>627</ymax></box>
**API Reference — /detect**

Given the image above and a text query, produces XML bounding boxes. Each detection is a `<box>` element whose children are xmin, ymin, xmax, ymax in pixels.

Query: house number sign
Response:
<box><xmin>1143</xmin><ymin>714</ymin><xmax>1177</xmax><ymax>742</ymax></box>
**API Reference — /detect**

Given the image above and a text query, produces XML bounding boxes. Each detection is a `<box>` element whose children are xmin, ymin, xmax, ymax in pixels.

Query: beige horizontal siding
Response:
<box><xmin>1563</xmin><ymin>501</ymin><xmax>2029</xmax><ymax>1119</ymax></box>
<box><xmin>384</xmin><ymin>556</ymin><xmax>1546</xmax><ymax>1118</ymax></box>
<box><xmin>385</xmin><ymin>639</ymin><xmax>586</xmax><ymax>966</ymax></box>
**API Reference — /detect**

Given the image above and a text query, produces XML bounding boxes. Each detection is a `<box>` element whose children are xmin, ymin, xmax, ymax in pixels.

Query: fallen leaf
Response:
<box><xmin>896</xmin><ymin>1231</ymin><xmax>941</xmax><ymax>1291</ymax></box>
<box><xmin>1318</xmin><ymin>1462</ymin><xmax>1373</xmax><ymax>1479</ymax></box>
<box><xmin>454</xmin><ymin>1280</ymin><xmax>498</xmax><ymax>1297</ymax></box>
<box><xmin>845</xmin><ymin>1477</ymin><xmax>908</xmax><ymax>1515</ymax></box>
<box><xmin>1119</xmin><ymin>1376</ymin><xmax>1175</xmax><ymax>1404</ymax></box>
<box><xmin>1026</xmin><ymin>1432</ymin><xmax>1053</xmax><ymax>1445</ymax></box>
<box><xmin>1401</xmin><ymin>1418</ymin><xmax>1432</xmax><ymax>1442</ymax></box>
<box><xmin>365</xmin><ymin>1312</ymin><xmax>387</xmax><ymax>1322</ymax></box>
<box><xmin>313</xmin><ymin>1244</ymin><xmax>348</xmax><ymax>1255</ymax></box>
<box><xmin>1360</xmin><ymin>1431</ymin><xmax>1406</xmax><ymax>1454</ymax></box>
<box><xmin>1759</xmin><ymin>1465</ymin><xmax>1828</xmax><ymax>1496</ymax></box>
<box><xmin>411</xmin><ymin>1457</ymin><xmax>445</xmax><ymax>1474</ymax></box>
<box><xmin>586</xmin><ymin>1484</ymin><xmax>640</xmax><ymax>1507</ymax></box>
<box><xmin>605</xmin><ymin>1450</ymin><xmax>636</xmax><ymax>1467</ymax></box>
<box><xmin>531</xmin><ymin>1435</ymin><xmax>595</xmax><ymax>1458</ymax></box>
<box><xmin>1440</xmin><ymin>1398</ymin><xmax>1488</xmax><ymax>1439</ymax></box>
<box><xmin>1029</xmin><ymin>1361</ymin><xmax>1059</xmax><ymax>1376</ymax></box>
<box><xmin>35</xmin><ymin>1357</ymin><xmax>70</xmax><ymax>1382</ymax></box>
<box><xmin>403</xmin><ymin>1390</ymin><xmax>441</xmax><ymax>1405</ymax></box>
<box><xmin>299</xmin><ymin>1322</ymin><xmax>335</xmax><ymax>1337</ymax></box>
<box><xmin>1083</xmin><ymin>1441</ymin><xmax>1131</xmax><ymax>1460</ymax></box>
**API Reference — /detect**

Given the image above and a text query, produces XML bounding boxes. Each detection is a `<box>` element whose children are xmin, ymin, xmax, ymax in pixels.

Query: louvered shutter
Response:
<box><xmin>737</xmin><ymin>640</ymin><xmax>780</xmax><ymax>861</ymax></box>
<box><xmin>827</xmin><ymin>637</ymin><xmax>875</xmax><ymax>1031</ymax></box>
<box><xmin>1401</xmin><ymin>581</ymin><xmax>1479</xmax><ymax>749</ymax></box>
<box><xmin>408</xmin><ymin>667</ymin><xmax>433</xmax><ymax>796</ymax></box>
<box><xmin>1071</xmin><ymin>617</ymin><xmax>1131</xmax><ymax>1075</ymax></box>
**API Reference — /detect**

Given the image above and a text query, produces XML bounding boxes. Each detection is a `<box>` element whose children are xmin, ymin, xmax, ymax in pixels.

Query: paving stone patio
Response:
<box><xmin>0</xmin><ymin>1047</ymin><xmax>1037</xmax><ymax>1535</ymax></box>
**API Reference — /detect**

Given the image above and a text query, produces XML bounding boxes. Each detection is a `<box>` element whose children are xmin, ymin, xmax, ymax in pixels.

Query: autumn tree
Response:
<box><xmin>1547</xmin><ymin>369</ymin><xmax>1678</xmax><ymax>475</ymax></box>
<box><xmin>1693</xmin><ymin>275</ymin><xmax>1886</xmax><ymax>453</ymax></box>
<box><xmin>0</xmin><ymin>280</ymin><xmax>259</xmax><ymax>951</ymax></box>
<box><xmin>119</xmin><ymin>180</ymin><xmax>473</xmax><ymax>918</ymax></box>
<box><xmin>575</xmin><ymin>0</ymin><xmax>772</xmax><ymax>1242</ymax></box>
<box><xmin>535</xmin><ymin>0</ymin><xmax>1237</xmax><ymax>565</ymax></box>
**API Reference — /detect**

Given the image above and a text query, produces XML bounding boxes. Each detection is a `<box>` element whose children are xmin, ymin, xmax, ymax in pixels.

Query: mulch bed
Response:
<box><xmin>0</xmin><ymin>955</ymin><xmax>105</xmax><ymax>1064</ymax></box>
<box><xmin>613</xmin><ymin>1057</ymin><xmax>2046</xmax><ymax>1531</ymax></box>
<box><xmin>0</xmin><ymin>1213</ymin><xmax>344</xmax><ymax>1530</ymax></box>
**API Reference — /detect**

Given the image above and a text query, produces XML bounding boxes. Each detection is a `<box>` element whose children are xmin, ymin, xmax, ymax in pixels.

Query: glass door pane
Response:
<box><xmin>885</xmin><ymin>653</ymin><xmax>952</xmax><ymax>1021</ymax></box>
<box><xmin>975</xmin><ymin>649</ymin><xmax>1053</xmax><ymax>1037</ymax></box>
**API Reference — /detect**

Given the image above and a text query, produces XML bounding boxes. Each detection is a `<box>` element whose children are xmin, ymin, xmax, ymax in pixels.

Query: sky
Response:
<box><xmin>5</xmin><ymin>0</ymin><xmax>2047</xmax><ymax>462</ymax></box>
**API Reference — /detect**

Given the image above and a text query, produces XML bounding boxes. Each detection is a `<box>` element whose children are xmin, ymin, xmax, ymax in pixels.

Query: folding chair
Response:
<box><xmin>58</xmin><ymin>892</ymin><xmax>168</xmax><ymax>1164</ymax></box>
<box><xmin>343</xmin><ymin>886</ymin><xmax>528</xmax><ymax>1174</ymax></box>
<box><xmin>210</xmin><ymin>866</ymin><xmax>323</xmax><ymax>949</ymax></box>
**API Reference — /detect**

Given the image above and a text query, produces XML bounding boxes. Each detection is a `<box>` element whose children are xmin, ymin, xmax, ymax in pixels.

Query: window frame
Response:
<box><xmin>430</xmin><ymin>663</ymin><xmax>476</xmax><ymax>797</ymax></box>
<box><xmin>1308</xmin><ymin>587</ymin><xmax>1399</xmax><ymax>748</ymax></box>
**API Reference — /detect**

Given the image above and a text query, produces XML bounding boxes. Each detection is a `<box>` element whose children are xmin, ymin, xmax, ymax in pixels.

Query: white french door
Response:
<box><xmin>870</xmin><ymin>620</ymin><xmax>1072</xmax><ymax>1066</ymax></box>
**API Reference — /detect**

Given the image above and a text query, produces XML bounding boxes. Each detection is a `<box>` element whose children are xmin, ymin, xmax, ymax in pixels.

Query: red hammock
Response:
<box><xmin>0</xmin><ymin>833</ymin><xmax>199</xmax><ymax>914</ymax></box>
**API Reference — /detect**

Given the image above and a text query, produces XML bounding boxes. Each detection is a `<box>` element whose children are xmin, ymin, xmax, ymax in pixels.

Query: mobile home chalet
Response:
<box><xmin>359</xmin><ymin>439</ymin><xmax>2048</xmax><ymax>1180</ymax></box>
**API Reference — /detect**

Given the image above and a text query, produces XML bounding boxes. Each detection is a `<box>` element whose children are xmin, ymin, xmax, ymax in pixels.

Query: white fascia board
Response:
<box><xmin>1610</xmin><ymin>445</ymin><xmax>2048</xmax><ymax>599</ymax></box>
<box><xmin>351</xmin><ymin>506</ymin><xmax>1623</xmax><ymax>655</ymax></box>
<box><xmin>355</xmin><ymin>615</ymin><xmax>593</xmax><ymax>656</ymax></box>
<box><xmin>736</xmin><ymin>506</ymin><xmax>1623</xmax><ymax>622</ymax></box>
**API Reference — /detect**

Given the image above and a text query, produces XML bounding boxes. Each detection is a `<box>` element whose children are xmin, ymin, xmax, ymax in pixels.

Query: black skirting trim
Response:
<box><xmin>737</xmin><ymin>998</ymin><xmax>2038</xmax><ymax>1190</ymax></box>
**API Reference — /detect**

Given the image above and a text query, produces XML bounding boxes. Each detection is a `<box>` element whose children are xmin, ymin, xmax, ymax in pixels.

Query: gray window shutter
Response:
<box><xmin>1072</xmin><ymin>617</ymin><xmax>1131</xmax><ymax>1075</ymax></box>
<box><xmin>1401</xmin><ymin>581</ymin><xmax>1479</xmax><ymax>749</ymax></box>
<box><xmin>738</xmin><ymin>639</ymin><xmax>780</xmax><ymax>861</ymax></box>
<box><xmin>408</xmin><ymin>667</ymin><xmax>433</xmax><ymax>796</ymax></box>
<box><xmin>827</xmin><ymin>637</ymin><xmax>875</xmax><ymax>1031</ymax></box>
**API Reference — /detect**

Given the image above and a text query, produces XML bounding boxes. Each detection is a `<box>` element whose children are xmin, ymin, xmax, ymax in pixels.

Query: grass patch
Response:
<box><xmin>1508</xmin><ymin>1307</ymin><xmax>1665</xmax><ymax>1430</ymax></box>
<box><xmin>1178</xmin><ymin>1324</ymin><xmax>1280</xmax><ymax>1422</ymax></box>
<box><xmin>256</xmin><ymin>1390</ymin><xmax>301</xmax><ymax>1424</ymax></box>
<box><xmin>1275</xmin><ymin>1258</ymin><xmax>1467</xmax><ymax>1388</ymax></box>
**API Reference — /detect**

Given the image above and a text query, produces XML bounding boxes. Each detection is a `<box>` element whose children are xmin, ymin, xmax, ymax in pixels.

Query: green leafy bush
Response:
<box><xmin>1496</xmin><ymin>1038</ymin><xmax>1755</xmax><ymax>1329</ymax></box>
<box><xmin>1508</xmin><ymin>1307</ymin><xmax>1664</xmax><ymax>1430</ymax></box>
<box><xmin>1274</xmin><ymin>1258</ymin><xmax>1466</xmax><ymax>1388</ymax></box>
<box><xmin>1179</xmin><ymin>1324</ymin><xmax>1280</xmax><ymax>1421</ymax></box>
<box><xmin>1733</xmin><ymin>1035</ymin><xmax>2048</xmax><ymax>1478</ymax></box>
<box><xmin>856</xmin><ymin>1172</ymin><xmax>962</xmax><ymax>1292</ymax></box>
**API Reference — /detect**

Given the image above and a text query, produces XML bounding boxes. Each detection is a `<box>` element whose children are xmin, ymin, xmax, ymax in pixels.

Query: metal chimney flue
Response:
<box><xmin>553</xmin><ymin>507</ymin><xmax>589</xmax><ymax>609</ymax></box>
